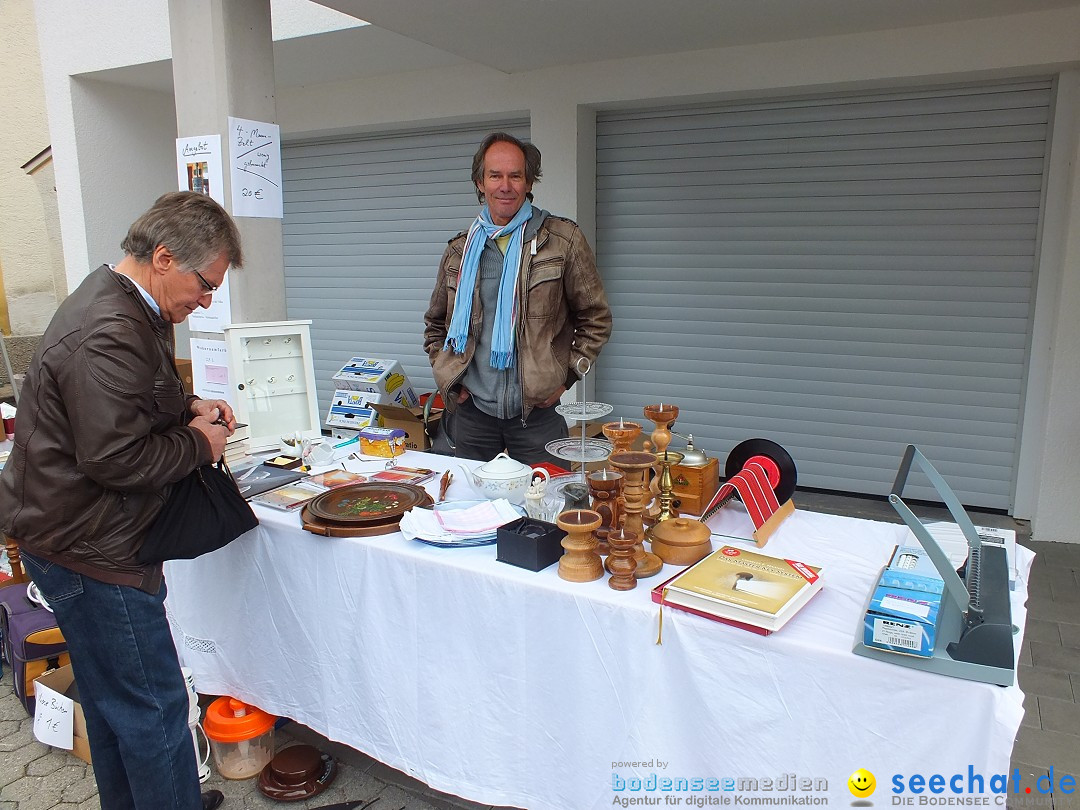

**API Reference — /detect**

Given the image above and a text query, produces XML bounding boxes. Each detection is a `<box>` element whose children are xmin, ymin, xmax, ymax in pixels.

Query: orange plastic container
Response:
<box><xmin>202</xmin><ymin>697</ymin><xmax>276</xmax><ymax>779</ymax></box>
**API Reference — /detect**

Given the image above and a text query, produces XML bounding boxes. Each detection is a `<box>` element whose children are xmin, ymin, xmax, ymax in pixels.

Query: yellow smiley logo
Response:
<box><xmin>848</xmin><ymin>769</ymin><xmax>876</xmax><ymax>798</ymax></box>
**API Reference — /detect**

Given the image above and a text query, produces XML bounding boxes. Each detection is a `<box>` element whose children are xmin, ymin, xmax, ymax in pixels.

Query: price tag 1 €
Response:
<box><xmin>33</xmin><ymin>681</ymin><xmax>74</xmax><ymax>749</ymax></box>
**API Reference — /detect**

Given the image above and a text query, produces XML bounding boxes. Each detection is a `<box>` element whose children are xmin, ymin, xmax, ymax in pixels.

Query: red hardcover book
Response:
<box><xmin>650</xmin><ymin>545</ymin><xmax>823</xmax><ymax>636</ymax></box>
<box><xmin>651</xmin><ymin>572</ymin><xmax>772</xmax><ymax>636</ymax></box>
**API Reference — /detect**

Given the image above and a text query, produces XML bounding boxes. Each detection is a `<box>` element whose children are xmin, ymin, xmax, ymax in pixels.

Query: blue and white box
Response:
<box><xmin>879</xmin><ymin>545</ymin><xmax>944</xmax><ymax>594</ymax></box>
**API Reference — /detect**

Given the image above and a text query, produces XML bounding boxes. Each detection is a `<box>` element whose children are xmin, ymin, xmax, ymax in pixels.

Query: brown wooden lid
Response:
<box><xmin>648</xmin><ymin>517</ymin><xmax>710</xmax><ymax>547</ymax></box>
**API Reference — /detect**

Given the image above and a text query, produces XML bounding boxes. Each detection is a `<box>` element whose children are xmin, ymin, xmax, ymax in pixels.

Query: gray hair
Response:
<box><xmin>121</xmin><ymin>191</ymin><xmax>243</xmax><ymax>271</ymax></box>
<box><xmin>471</xmin><ymin>132</ymin><xmax>542</xmax><ymax>204</ymax></box>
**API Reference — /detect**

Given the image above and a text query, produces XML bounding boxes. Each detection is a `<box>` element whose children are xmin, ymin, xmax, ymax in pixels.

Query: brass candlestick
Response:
<box><xmin>606</xmin><ymin>528</ymin><xmax>638</xmax><ymax>590</ymax></box>
<box><xmin>608</xmin><ymin>451</ymin><xmax>663</xmax><ymax>578</ymax></box>
<box><xmin>556</xmin><ymin>509</ymin><xmax>604</xmax><ymax>583</ymax></box>
<box><xmin>655</xmin><ymin>450</ymin><xmax>684</xmax><ymax>523</ymax></box>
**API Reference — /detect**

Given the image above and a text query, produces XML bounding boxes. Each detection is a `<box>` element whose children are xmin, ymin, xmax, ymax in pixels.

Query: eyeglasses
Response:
<box><xmin>192</xmin><ymin>268</ymin><xmax>219</xmax><ymax>293</ymax></box>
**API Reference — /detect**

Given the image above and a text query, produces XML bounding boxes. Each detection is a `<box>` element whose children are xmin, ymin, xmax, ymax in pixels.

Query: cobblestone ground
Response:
<box><xmin>0</xmin><ymin>672</ymin><xmax>484</xmax><ymax>810</ymax></box>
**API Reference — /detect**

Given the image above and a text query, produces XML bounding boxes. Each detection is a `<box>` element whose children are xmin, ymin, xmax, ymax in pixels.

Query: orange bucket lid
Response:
<box><xmin>203</xmin><ymin>697</ymin><xmax>276</xmax><ymax>742</ymax></box>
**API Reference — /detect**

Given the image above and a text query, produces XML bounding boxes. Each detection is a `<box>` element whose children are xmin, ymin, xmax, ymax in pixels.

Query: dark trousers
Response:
<box><xmin>446</xmin><ymin>396</ymin><xmax>569</xmax><ymax>466</ymax></box>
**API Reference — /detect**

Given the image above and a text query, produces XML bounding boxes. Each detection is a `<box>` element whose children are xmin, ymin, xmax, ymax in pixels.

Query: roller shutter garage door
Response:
<box><xmin>594</xmin><ymin>80</ymin><xmax>1052</xmax><ymax>509</ymax></box>
<box><xmin>281</xmin><ymin>121</ymin><xmax>529</xmax><ymax>418</ymax></box>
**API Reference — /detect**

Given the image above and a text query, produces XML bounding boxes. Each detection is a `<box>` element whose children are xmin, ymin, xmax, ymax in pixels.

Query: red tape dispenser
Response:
<box><xmin>700</xmin><ymin>438</ymin><xmax>797</xmax><ymax>547</ymax></box>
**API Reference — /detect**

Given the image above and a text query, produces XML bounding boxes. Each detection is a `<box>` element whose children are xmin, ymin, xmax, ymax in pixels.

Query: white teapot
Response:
<box><xmin>469</xmin><ymin>452</ymin><xmax>549</xmax><ymax>505</ymax></box>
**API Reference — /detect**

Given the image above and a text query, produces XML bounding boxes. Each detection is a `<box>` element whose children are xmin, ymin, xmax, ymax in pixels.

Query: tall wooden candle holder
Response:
<box><xmin>608</xmin><ymin>450</ymin><xmax>663</xmax><ymax>578</ymax></box>
<box><xmin>643</xmin><ymin>404</ymin><xmax>679</xmax><ymax>522</ymax></box>
<box><xmin>556</xmin><ymin>509</ymin><xmax>604</xmax><ymax>583</ymax></box>
<box><xmin>588</xmin><ymin>468</ymin><xmax>624</xmax><ymax>555</ymax></box>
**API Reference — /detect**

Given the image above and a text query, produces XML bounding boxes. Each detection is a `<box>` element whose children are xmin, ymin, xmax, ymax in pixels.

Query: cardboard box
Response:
<box><xmin>862</xmin><ymin>582</ymin><xmax>942</xmax><ymax>658</ymax></box>
<box><xmin>497</xmin><ymin>517</ymin><xmax>566</xmax><ymax>572</ymax></box>
<box><xmin>325</xmin><ymin>390</ymin><xmax>381</xmax><ymax>430</ymax></box>
<box><xmin>372</xmin><ymin>403</ymin><xmax>442</xmax><ymax>451</ymax></box>
<box><xmin>34</xmin><ymin>665</ymin><xmax>92</xmax><ymax>764</ymax></box>
<box><xmin>175</xmin><ymin>358</ymin><xmax>194</xmax><ymax>395</ymax></box>
<box><xmin>358</xmin><ymin>426</ymin><xmax>407</xmax><ymax>458</ymax></box>
<box><xmin>331</xmin><ymin>358</ymin><xmax>419</xmax><ymax>407</ymax></box>
<box><xmin>879</xmin><ymin>545</ymin><xmax>945</xmax><ymax>594</ymax></box>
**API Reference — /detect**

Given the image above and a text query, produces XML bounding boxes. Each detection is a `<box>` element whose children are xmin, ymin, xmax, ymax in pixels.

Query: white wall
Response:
<box><xmin>33</xmin><ymin>1</ymin><xmax>1080</xmax><ymax>539</ymax></box>
<box><xmin>0</xmin><ymin>0</ymin><xmax>66</xmax><ymax>335</ymax></box>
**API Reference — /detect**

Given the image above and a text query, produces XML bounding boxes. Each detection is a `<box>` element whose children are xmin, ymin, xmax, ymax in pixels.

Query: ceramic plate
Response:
<box><xmin>306</xmin><ymin>482</ymin><xmax>430</xmax><ymax>525</ymax></box>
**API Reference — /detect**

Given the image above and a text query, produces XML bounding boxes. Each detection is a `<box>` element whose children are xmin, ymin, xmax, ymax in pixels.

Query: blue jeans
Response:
<box><xmin>21</xmin><ymin>551</ymin><xmax>201</xmax><ymax>810</ymax></box>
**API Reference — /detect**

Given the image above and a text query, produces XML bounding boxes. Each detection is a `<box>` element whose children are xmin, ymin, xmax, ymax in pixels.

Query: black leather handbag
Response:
<box><xmin>136</xmin><ymin>458</ymin><xmax>259</xmax><ymax>564</ymax></box>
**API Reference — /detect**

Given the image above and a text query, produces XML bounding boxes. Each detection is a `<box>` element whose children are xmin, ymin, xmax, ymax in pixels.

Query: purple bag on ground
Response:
<box><xmin>0</xmin><ymin>582</ymin><xmax>69</xmax><ymax>715</ymax></box>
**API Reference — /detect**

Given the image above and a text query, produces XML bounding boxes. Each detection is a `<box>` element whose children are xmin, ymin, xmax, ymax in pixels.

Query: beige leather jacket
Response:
<box><xmin>423</xmin><ymin>214</ymin><xmax>612</xmax><ymax>421</ymax></box>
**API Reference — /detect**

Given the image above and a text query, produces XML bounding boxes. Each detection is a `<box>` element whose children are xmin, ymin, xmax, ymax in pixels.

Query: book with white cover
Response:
<box><xmin>660</xmin><ymin>545</ymin><xmax>823</xmax><ymax>633</ymax></box>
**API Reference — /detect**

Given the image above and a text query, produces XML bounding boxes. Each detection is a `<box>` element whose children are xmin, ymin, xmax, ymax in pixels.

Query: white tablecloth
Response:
<box><xmin>164</xmin><ymin>451</ymin><xmax>1031</xmax><ymax>809</ymax></box>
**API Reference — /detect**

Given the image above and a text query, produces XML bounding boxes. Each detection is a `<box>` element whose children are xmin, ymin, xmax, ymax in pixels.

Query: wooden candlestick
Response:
<box><xmin>606</xmin><ymin>528</ymin><xmax>638</xmax><ymax>590</ymax></box>
<box><xmin>608</xmin><ymin>451</ymin><xmax>663</xmax><ymax>578</ymax></box>
<box><xmin>587</xmin><ymin>468</ymin><xmax>624</xmax><ymax>550</ymax></box>
<box><xmin>556</xmin><ymin>509</ymin><xmax>604</xmax><ymax>583</ymax></box>
<box><xmin>642</xmin><ymin>404</ymin><xmax>679</xmax><ymax>522</ymax></box>
<box><xmin>602</xmin><ymin>421</ymin><xmax>642</xmax><ymax>460</ymax></box>
<box><xmin>642</xmin><ymin>404</ymin><xmax>678</xmax><ymax>457</ymax></box>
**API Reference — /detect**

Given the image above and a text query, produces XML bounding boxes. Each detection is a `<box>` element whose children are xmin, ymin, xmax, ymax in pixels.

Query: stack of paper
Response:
<box><xmin>921</xmin><ymin>521</ymin><xmax>1019</xmax><ymax>589</ymax></box>
<box><xmin>399</xmin><ymin>500</ymin><xmax>521</xmax><ymax>547</ymax></box>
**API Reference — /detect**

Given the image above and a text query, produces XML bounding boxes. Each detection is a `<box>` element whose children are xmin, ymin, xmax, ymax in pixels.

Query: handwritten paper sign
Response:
<box><xmin>228</xmin><ymin>116</ymin><xmax>283</xmax><ymax>219</ymax></box>
<box><xmin>33</xmin><ymin>681</ymin><xmax>74</xmax><ymax>749</ymax></box>
<box><xmin>176</xmin><ymin>134</ymin><xmax>225</xmax><ymax>205</ymax></box>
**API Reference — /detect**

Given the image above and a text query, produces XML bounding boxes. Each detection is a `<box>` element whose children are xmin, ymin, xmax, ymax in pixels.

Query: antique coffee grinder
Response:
<box><xmin>668</xmin><ymin>432</ymin><xmax>720</xmax><ymax>517</ymax></box>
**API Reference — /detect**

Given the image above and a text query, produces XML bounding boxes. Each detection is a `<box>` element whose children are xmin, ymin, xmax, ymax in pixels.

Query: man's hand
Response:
<box><xmin>190</xmin><ymin>398</ymin><xmax>237</xmax><ymax>432</ymax></box>
<box><xmin>456</xmin><ymin>386</ymin><xmax>471</xmax><ymax>405</ymax></box>
<box><xmin>538</xmin><ymin>386</ymin><xmax>567</xmax><ymax>409</ymax></box>
<box><xmin>188</xmin><ymin>415</ymin><xmax>230</xmax><ymax>460</ymax></box>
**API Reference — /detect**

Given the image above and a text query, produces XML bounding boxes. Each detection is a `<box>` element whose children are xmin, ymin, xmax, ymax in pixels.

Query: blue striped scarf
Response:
<box><xmin>443</xmin><ymin>202</ymin><xmax>532</xmax><ymax>369</ymax></box>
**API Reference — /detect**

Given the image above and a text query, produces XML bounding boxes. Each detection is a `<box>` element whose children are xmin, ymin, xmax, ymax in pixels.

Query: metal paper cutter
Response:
<box><xmin>852</xmin><ymin>445</ymin><xmax>1017</xmax><ymax>686</ymax></box>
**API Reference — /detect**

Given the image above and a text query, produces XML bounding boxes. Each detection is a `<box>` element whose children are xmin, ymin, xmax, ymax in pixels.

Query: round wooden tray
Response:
<box><xmin>305</xmin><ymin>482</ymin><xmax>431</xmax><ymax>525</ymax></box>
<box><xmin>301</xmin><ymin>482</ymin><xmax>433</xmax><ymax>538</ymax></box>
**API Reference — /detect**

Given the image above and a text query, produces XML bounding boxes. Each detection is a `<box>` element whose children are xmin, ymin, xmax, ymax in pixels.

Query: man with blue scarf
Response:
<box><xmin>424</xmin><ymin>132</ymin><xmax>612</xmax><ymax>464</ymax></box>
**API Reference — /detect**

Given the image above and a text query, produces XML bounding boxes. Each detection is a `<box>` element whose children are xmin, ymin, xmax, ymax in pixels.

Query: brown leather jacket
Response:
<box><xmin>0</xmin><ymin>266</ymin><xmax>213</xmax><ymax>591</ymax></box>
<box><xmin>423</xmin><ymin>214</ymin><xmax>612</xmax><ymax>421</ymax></box>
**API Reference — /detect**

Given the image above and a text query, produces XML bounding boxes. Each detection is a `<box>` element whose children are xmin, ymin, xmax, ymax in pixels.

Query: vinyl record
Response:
<box><xmin>724</xmin><ymin>438</ymin><xmax>797</xmax><ymax>504</ymax></box>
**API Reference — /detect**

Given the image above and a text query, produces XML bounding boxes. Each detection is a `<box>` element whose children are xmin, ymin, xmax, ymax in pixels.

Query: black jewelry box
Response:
<box><xmin>496</xmin><ymin>517</ymin><xmax>566</xmax><ymax>572</ymax></box>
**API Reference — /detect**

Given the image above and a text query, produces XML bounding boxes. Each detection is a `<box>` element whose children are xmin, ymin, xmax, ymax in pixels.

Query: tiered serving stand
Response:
<box><xmin>544</xmin><ymin>359</ymin><xmax>614</xmax><ymax>505</ymax></box>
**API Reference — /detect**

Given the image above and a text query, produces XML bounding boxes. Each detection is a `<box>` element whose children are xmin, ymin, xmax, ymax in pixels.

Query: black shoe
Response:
<box><xmin>201</xmin><ymin>790</ymin><xmax>224</xmax><ymax>810</ymax></box>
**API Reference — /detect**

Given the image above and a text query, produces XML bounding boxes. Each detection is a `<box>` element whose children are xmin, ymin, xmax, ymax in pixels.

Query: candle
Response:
<box><xmin>620</xmin><ymin>417</ymin><xmax>624</xmax><ymax>428</ymax></box>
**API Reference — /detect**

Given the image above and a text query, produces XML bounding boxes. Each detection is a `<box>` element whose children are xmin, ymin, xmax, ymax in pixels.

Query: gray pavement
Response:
<box><xmin>0</xmin><ymin>675</ymin><xmax>497</xmax><ymax>810</ymax></box>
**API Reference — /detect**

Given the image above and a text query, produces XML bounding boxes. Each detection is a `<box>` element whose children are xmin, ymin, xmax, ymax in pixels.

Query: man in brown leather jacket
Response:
<box><xmin>423</xmin><ymin>132</ymin><xmax>612</xmax><ymax>464</ymax></box>
<box><xmin>0</xmin><ymin>192</ymin><xmax>239</xmax><ymax>810</ymax></box>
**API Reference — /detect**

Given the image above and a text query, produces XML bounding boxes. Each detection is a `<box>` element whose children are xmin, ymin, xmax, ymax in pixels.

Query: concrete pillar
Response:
<box><xmin>168</xmin><ymin>0</ymin><xmax>286</xmax><ymax>323</ymax></box>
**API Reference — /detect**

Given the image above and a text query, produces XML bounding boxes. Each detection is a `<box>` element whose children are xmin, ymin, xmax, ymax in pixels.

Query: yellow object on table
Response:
<box><xmin>358</xmin><ymin>426</ymin><xmax>407</xmax><ymax>458</ymax></box>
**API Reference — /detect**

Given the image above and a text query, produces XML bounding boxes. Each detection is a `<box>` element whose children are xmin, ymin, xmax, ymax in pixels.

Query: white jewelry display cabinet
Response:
<box><xmin>223</xmin><ymin>320</ymin><xmax>321</xmax><ymax>452</ymax></box>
